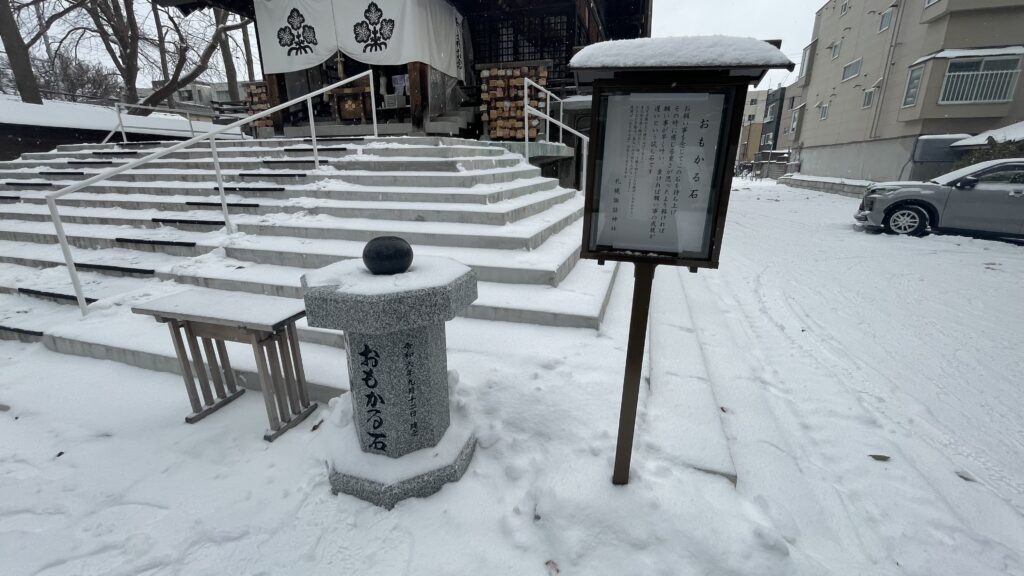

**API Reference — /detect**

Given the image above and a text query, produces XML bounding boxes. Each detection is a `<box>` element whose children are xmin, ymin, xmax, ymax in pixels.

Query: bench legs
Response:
<box><xmin>251</xmin><ymin>324</ymin><xmax>317</xmax><ymax>442</ymax></box>
<box><xmin>167</xmin><ymin>320</ymin><xmax>246</xmax><ymax>424</ymax></box>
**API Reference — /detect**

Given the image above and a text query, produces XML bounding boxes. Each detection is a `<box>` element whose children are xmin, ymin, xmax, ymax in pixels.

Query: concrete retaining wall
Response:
<box><xmin>798</xmin><ymin>137</ymin><xmax>916</xmax><ymax>182</ymax></box>
<box><xmin>778</xmin><ymin>175</ymin><xmax>870</xmax><ymax>198</ymax></box>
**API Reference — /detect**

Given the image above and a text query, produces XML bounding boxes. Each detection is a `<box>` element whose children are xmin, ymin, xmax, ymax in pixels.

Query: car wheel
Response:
<box><xmin>883</xmin><ymin>205</ymin><xmax>929</xmax><ymax>236</ymax></box>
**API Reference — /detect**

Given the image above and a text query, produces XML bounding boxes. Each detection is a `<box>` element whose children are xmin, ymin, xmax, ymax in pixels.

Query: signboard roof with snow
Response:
<box><xmin>570</xmin><ymin>36</ymin><xmax>794</xmax><ymax>72</ymax></box>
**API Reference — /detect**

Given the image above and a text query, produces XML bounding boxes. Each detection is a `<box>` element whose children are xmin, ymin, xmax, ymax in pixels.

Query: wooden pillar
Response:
<box><xmin>408</xmin><ymin>61</ymin><xmax>427</xmax><ymax>134</ymax></box>
<box><xmin>265</xmin><ymin>73</ymin><xmax>285</xmax><ymax>133</ymax></box>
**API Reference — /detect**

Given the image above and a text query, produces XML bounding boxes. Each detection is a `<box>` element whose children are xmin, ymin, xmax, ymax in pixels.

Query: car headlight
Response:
<box><xmin>863</xmin><ymin>196</ymin><xmax>876</xmax><ymax>211</ymax></box>
<box><xmin>868</xmin><ymin>186</ymin><xmax>900</xmax><ymax>196</ymax></box>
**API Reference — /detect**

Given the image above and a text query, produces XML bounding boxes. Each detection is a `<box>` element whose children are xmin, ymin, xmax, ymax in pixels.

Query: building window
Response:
<box><xmin>747</xmin><ymin>114</ymin><xmax>755</xmax><ymax>121</ymax></box>
<box><xmin>939</xmin><ymin>57</ymin><xmax>1021</xmax><ymax>104</ymax></box>
<box><xmin>766</xmin><ymin>103</ymin><xmax>777</xmax><ymax>121</ymax></box>
<box><xmin>831</xmin><ymin>40</ymin><xmax>842</xmax><ymax>60</ymax></box>
<box><xmin>879</xmin><ymin>8</ymin><xmax>893</xmax><ymax>32</ymax></box>
<box><xmin>820</xmin><ymin>103</ymin><xmax>829</xmax><ymax>120</ymax></box>
<box><xmin>840</xmin><ymin>1</ymin><xmax>850</xmax><ymax>16</ymax></box>
<box><xmin>761</xmin><ymin>133</ymin><xmax>774</xmax><ymax>147</ymax></box>
<box><xmin>788</xmin><ymin>97</ymin><xmax>796</xmax><ymax>109</ymax></box>
<box><xmin>903</xmin><ymin>66</ymin><xmax>924</xmax><ymax>107</ymax></box>
<box><xmin>842</xmin><ymin>59</ymin><xmax>862</xmax><ymax>82</ymax></box>
<box><xmin>799</xmin><ymin>45</ymin><xmax>812</xmax><ymax>79</ymax></box>
<box><xmin>790</xmin><ymin>109</ymin><xmax>800</xmax><ymax>133</ymax></box>
<box><xmin>862</xmin><ymin>89</ymin><xmax>875</xmax><ymax>108</ymax></box>
<box><xmin>749</xmin><ymin>97</ymin><xmax>758</xmax><ymax>105</ymax></box>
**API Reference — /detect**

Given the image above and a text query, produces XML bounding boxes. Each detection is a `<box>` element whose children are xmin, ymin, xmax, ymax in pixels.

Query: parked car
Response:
<box><xmin>854</xmin><ymin>158</ymin><xmax>1024</xmax><ymax>237</ymax></box>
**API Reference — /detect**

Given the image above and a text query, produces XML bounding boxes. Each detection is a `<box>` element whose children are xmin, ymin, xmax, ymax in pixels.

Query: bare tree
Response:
<box><xmin>151</xmin><ymin>0</ymin><xmax>173</xmax><ymax>106</ymax></box>
<box><xmin>215</xmin><ymin>8</ymin><xmax>238</xmax><ymax>101</ymax></box>
<box><xmin>40</xmin><ymin>0</ymin><xmax>250</xmax><ymax>112</ymax></box>
<box><xmin>0</xmin><ymin>0</ymin><xmax>42</xmax><ymax>103</ymax></box>
<box><xmin>39</xmin><ymin>53</ymin><xmax>122</xmax><ymax>100</ymax></box>
<box><xmin>239</xmin><ymin>20</ymin><xmax>254</xmax><ymax>83</ymax></box>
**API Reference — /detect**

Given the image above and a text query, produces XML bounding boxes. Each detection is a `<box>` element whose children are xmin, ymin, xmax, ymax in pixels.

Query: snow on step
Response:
<box><xmin>8</xmin><ymin>176</ymin><xmax>559</xmax><ymax>205</ymax></box>
<box><xmin>0</xmin><ymin>215</ymin><xmax>585</xmax><ymax>282</ymax></box>
<box><xmin>0</xmin><ymin>134</ymin><xmax>596</xmax><ymax>329</ymax></box>
<box><xmin>0</xmin><ymin>192</ymin><xmax>582</xmax><ymax>249</ymax></box>
<box><xmin>0</xmin><ymin>241</ymin><xmax>612</xmax><ymax>329</ymax></box>
<box><xmin>643</xmin><ymin>267</ymin><xmax>736</xmax><ymax>482</ymax></box>
<box><xmin>13</xmin><ymin>187</ymin><xmax>575</xmax><ymax>225</ymax></box>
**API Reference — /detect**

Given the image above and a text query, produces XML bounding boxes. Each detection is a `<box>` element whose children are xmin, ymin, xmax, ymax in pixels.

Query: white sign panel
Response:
<box><xmin>255</xmin><ymin>0</ymin><xmax>465</xmax><ymax>80</ymax></box>
<box><xmin>593</xmin><ymin>93</ymin><xmax>725</xmax><ymax>256</ymax></box>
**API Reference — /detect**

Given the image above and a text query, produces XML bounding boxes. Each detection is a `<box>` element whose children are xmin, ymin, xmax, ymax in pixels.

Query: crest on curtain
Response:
<box><xmin>353</xmin><ymin>2</ymin><xmax>395</xmax><ymax>53</ymax></box>
<box><xmin>277</xmin><ymin>8</ymin><xmax>319</xmax><ymax>56</ymax></box>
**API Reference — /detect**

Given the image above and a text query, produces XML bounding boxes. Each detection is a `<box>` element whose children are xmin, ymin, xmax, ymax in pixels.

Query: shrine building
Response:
<box><xmin>156</xmin><ymin>0</ymin><xmax>653</xmax><ymax>139</ymax></box>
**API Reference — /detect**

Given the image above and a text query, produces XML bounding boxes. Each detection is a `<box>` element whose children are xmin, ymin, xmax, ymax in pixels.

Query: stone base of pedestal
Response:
<box><xmin>326</xmin><ymin>414</ymin><xmax>476</xmax><ymax>510</ymax></box>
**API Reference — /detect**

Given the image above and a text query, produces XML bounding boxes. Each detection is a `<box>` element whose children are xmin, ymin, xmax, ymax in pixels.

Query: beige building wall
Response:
<box><xmin>738</xmin><ymin>89</ymin><xmax>768</xmax><ymax>162</ymax></box>
<box><xmin>792</xmin><ymin>0</ymin><xmax>1024</xmax><ymax>181</ymax></box>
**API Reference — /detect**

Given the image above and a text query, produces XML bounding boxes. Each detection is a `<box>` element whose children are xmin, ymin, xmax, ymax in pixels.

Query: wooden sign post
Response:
<box><xmin>570</xmin><ymin>37</ymin><xmax>794</xmax><ymax>485</ymax></box>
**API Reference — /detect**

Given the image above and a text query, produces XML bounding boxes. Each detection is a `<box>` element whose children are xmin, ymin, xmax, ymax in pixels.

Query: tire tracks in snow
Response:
<box><xmin>691</xmin><ymin>250</ymin><xmax>1024</xmax><ymax>573</ymax></box>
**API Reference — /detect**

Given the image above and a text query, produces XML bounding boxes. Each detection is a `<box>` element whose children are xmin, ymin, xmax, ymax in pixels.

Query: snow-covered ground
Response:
<box><xmin>1</xmin><ymin>181</ymin><xmax>1022</xmax><ymax>574</ymax></box>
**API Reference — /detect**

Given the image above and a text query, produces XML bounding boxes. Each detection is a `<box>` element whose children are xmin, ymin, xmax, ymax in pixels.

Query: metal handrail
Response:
<box><xmin>102</xmin><ymin>102</ymin><xmax>238</xmax><ymax>144</ymax></box>
<box><xmin>523</xmin><ymin>92</ymin><xmax>589</xmax><ymax>194</ymax></box>
<box><xmin>47</xmin><ymin>69</ymin><xmax>380</xmax><ymax>315</ymax></box>
<box><xmin>938</xmin><ymin>69</ymin><xmax>1020</xmax><ymax>104</ymax></box>
<box><xmin>523</xmin><ymin>77</ymin><xmax>565</xmax><ymax>144</ymax></box>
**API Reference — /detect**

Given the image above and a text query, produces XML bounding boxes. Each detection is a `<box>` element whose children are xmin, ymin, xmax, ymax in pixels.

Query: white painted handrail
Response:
<box><xmin>523</xmin><ymin>92</ymin><xmax>589</xmax><ymax>194</ymax></box>
<box><xmin>47</xmin><ymin>69</ymin><xmax>380</xmax><ymax>315</ymax></box>
<box><xmin>523</xmin><ymin>78</ymin><xmax>564</xmax><ymax>144</ymax></box>
<box><xmin>101</xmin><ymin>102</ymin><xmax>225</xmax><ymax>144</ymax></box>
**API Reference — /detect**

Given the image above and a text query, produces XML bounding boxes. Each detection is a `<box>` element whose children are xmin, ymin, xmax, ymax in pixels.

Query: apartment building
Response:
<box><xmin>789</xmin><ymin>0</ymin><xmax>1024</xmax><ymax>181</ymax></box>
<box><xmin>758</xmin><ymin>87</ymin><xmax>787</xmax><ymax>154</ymax></box>
<box><xmin>738</xmin><ymin>89</ymin><xmax>768</xmax><ymax>163</ymax></box>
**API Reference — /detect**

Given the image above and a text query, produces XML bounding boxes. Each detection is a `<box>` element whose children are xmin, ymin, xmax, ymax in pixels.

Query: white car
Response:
<box><xmin>854</xmin><ymin>158</ymin><xmax>1024</xmax><ymax>236</ymax></box>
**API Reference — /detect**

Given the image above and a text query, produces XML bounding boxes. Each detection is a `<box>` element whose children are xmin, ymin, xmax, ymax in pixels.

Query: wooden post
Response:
<box><xmin>262</xmin><ymin>73</ymin><xmax>284</xmax><ymax>133</ymax></box>
<box><xmin>408</xmin><ymin>62</ymin><xmax>426</xmax><ymax>134</ymax></box>
<box><xmin>251</xmin><ymin>18</ymin><xmax>284</xmax><ymax>134</ymax></box>
<box><xmin>611</xmin><ymin>262</ymin><xmax>657</xmax><ymax>485</ymax></box>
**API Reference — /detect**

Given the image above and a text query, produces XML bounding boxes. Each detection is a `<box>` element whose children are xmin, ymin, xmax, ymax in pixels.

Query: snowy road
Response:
<box><xmin>681</xmin><ymin>181</ymin><xmax>1024</xmax><ymax>574</ymax></box>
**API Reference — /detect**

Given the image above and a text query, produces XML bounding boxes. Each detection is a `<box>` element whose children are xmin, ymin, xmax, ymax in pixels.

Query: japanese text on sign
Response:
<box><xmin>594</xmin><ymin>93</ymin><xmax>725</xmax><ymax>256</ymax></box>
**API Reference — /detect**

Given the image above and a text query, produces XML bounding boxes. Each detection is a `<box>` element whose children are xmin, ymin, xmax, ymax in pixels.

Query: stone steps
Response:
<box><xmin>2</xmin><ymin>153</ymin><xmax>518</xmax><ymax>172</ymax></box>
<box><xmin>0</xmin><ymin>247</ymin><xmax>617</xmax><ymax>329</ymax></box>
<box><xmin>9</xmin><ymin>187</ymin><xmax>576</xmax><ymax>225</ymax></box>
<box><xmin>8</xmin><ymin>177</ymin><xmax>560</xmax><ymax>204</ymax></box>
<box><xmin>0</xmin><ymin>214</ymin><xmax>586</xmax><ymax>285</ymax></box>
<box><xmin>1</xmin><ymin>136</ymin><xmax>595</xmax><ymax>328</ymax></box>
<box><xmin>0</xmin><ymin>195</ymin><xmax>581</xmax><ymax>250</ymax></box>
<box><xmin>48</xmin><ymin>135</ymin><xmax>490</xmax><ymax>152</ymax></box>
<box><xmin>0</xmin><ymin>164</ymin><xmax>542</xmax><ymax>188</ymax></box>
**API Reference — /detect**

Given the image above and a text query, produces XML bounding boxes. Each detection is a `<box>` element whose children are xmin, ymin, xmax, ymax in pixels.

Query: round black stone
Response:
<box><xmin>362</xmin><ymin>236</ymin><xmax>414</xmax><ymax>275</ymax></box>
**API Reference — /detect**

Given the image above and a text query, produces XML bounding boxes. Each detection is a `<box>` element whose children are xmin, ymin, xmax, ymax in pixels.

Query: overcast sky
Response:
<box><xmin>652</xmin><ymin>0</ymin><xmax>825</xmax><ymax>90</ymax></box>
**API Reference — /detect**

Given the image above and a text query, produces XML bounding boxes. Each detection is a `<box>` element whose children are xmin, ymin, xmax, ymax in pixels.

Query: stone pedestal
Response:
<box><xmin>303</xmin><ymin>255</ymin><xmax>478</xmax><ymax>508</ymax></box>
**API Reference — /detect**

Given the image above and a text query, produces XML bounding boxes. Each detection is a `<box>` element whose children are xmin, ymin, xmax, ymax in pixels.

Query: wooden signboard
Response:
<box><xmin>570</xmin><ymin>36</ymin><xmax>794</xmax><ymax>486</ymax></box>
<box><xmin>582</xmin><ymin>80</ymin><xmax>747</xmax><ymax>270</ymax></box>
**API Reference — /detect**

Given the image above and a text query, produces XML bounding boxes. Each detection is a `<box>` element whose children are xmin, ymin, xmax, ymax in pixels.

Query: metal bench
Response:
<box><xmin>132</xmin><ymin>289</ymin><xmax>317</xmax><ymax>441</ymax></box>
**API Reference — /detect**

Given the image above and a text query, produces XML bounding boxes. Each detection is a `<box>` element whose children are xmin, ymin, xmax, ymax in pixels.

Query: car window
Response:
<box><xmin>975</xmin><ymin>165</ymin><xmax>1024</xmax><ymax>184</ymax></box>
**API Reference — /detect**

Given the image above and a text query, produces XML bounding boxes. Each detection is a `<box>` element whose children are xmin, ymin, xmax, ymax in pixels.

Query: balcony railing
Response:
<box><xmin>939</xmin><ymin>69</ymin><xmax>1020</xmax><ymax>104</ymax></box>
